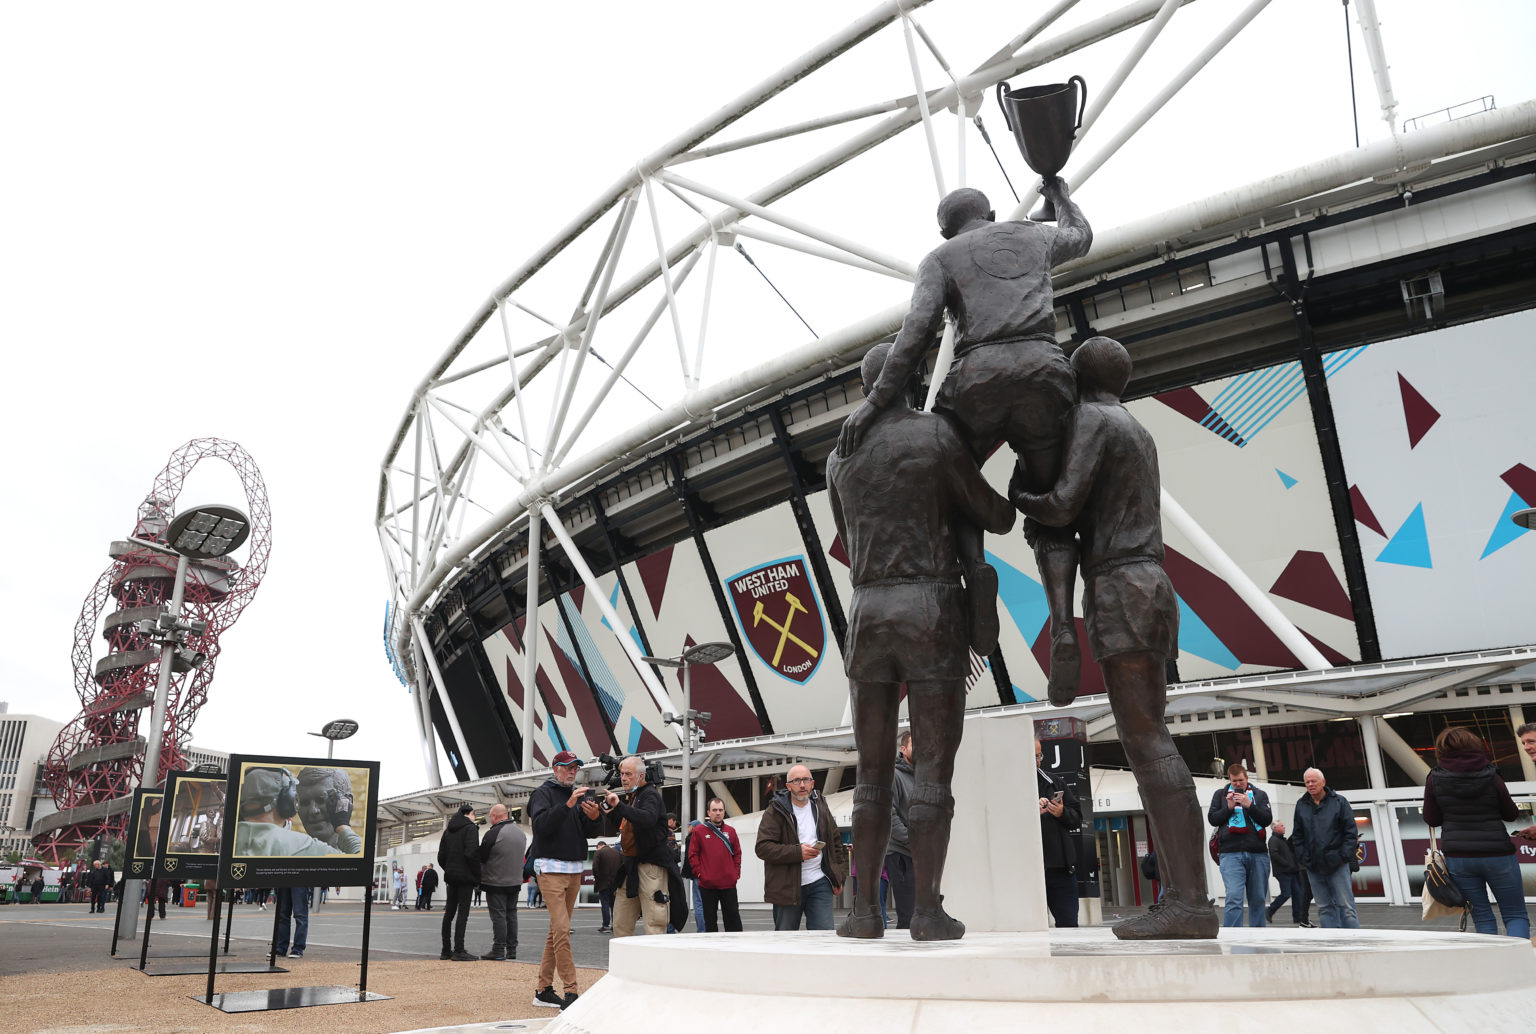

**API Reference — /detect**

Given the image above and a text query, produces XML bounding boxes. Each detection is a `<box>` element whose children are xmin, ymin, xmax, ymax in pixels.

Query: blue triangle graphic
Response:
<box><xmin>986</xmin><ymin>550</ymin><xmax>1050</xmax><ymax>644</ymax></box>
<box><xmin>1175</xmin><ymin>595</ymin><xmax>1241</xmax><ymax>670</ymax></box>
<box><xmin>1376</xmin><ymin>503</ymin><xmax>1432</xmax><ymax>569</ymax></box>
<box><xmin>1276</xmin><ymin>468</ymin><xmax>1299</xmax><ymax>490</ymax></box>
<box><xmin>627</xmin><ymin>716</ymin><xmax>644</xmax><ymax>754</ymax></box>
<box><xmin>601</xmin><ymin>585</ymin><xmax>621</xmax><ymax>631</ymax></box>
<box><xmin>1480</xmin><ymin>490</ymin><xmax>1531</xmax><ymax>559</ymax></box>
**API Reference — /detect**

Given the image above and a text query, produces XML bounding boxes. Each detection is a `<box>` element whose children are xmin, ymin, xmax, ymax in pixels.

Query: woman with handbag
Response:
<box><xmin>1422</xmin><ymin>726</ymin><xmax>1530</xmax><ymax>938</ymax></box>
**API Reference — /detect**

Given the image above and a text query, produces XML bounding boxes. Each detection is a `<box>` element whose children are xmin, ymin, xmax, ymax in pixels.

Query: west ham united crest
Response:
<box><xmin>726</xmin><ymin>556</ymin><xmax>825</xmax><ymax>683</ymax></box>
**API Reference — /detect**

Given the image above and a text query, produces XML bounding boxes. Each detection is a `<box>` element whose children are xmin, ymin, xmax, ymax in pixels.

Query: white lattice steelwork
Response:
<box><xmin>376</xmin><ymin>0</ymin><xmax>1536</xmax><ymax>776</ymax></box>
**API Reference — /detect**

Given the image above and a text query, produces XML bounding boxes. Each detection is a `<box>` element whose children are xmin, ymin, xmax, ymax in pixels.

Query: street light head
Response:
<box><xmin>682</xmin><ymin>641</ymin><xmax>735</xmax><ymax>666</ymax></box>
<box><xmin>320</xmin><ymin>719</ymin><xmax>359</xmax><ymax>741</ymax></box>
<box><xmin>167</xmin><ymin>505</ymin><xmax>251</xmax><ymax>560</ymax></box>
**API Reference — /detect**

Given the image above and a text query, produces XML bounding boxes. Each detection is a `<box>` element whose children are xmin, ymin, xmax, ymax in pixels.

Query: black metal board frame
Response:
<box><xmin>155</xmin><ymin>769</ymin><xmax>228</xmax><ymax>881</ymax></box>
<box><xmin>200</xmin><ymin>754</ymin><xmax>383</xmax><ymax>1012</ymax></box>
<box><xmin>111</xmin><ymin>788</ymin><xmax>162</xmax><ymax>957</ymax></box>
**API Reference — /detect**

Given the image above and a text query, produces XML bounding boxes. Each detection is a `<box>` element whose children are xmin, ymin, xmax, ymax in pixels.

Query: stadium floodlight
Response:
<box><xmin>641</xmin><ymin>642</ymin><xmax>735</xmax><ymax>837</ymax></box>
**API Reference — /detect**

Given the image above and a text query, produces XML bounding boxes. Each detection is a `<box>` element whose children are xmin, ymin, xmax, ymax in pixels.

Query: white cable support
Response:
<box><xmin>644</xmin><ymin>175</ymin><xmax>695</xmax><ymax>385</ymax></box>
<box><xmin>496</xmin><ymin>300</ymin><xmax>539</xmax><ymax>475</ymax></box>
<box><xmin>902</xmin><ymin>11</ymin><xmax>948</xmax><ymax>199</ymax></box>
<box><xmin>730</xmin><ymin>222</ymin><xmax>911</xmax><ymax>280</ymax></box>
<box><xmin>1010</xmin><ymin>0</ymin><xmax>1273</xmax><ymax>221</ymax></box>
<box><xmin>1075</xmin><ymin>0</ymin><xmax>1182</xmax><ymax>142</ymax></box>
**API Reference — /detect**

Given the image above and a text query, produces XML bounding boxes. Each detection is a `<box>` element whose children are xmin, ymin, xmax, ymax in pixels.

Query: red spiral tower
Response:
<box><xmin>33</xmin><ymin>438</ymin><xmax>272</xmax><ymax>864</ymax></box>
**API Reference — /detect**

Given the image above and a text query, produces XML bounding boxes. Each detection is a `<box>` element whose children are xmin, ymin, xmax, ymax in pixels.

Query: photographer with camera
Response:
<box><xmin>604</xmin><ymin>755</ymin><xmax>676</xmax><ymax>938</ymax></box>
<box><xmin>528</xmin><ymin>751</ymin><xmax>601</xmax><ymax>1010</ymax></box>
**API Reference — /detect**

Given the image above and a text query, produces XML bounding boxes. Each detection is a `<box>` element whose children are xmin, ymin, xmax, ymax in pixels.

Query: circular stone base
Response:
<box><xmin>547</xmin><ymin>928</ymin><xmax>1536</xmax><ymax>1033</ymax></box>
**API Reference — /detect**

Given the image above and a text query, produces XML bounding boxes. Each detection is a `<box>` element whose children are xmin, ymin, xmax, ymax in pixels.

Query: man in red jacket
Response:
<box><xmin>688</xmin><ymin>798</ymin><xmax>743</xmax><ymax>932</ymax></box>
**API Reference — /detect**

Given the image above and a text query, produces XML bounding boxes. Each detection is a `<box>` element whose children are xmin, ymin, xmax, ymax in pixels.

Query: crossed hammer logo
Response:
<box><xmin>230</xmin><ymin>863</ymin><xmax>247</xmax><ymax>880</ymax></box>
<box><xmin>163</xmin><ymin>857</ymin><xmax>178</xmax><ymax>872</ymax></box>
<box><xmin>752</xmin><ymin>593</ymin><xmax>821</xmax><ymax>667</ymax></box>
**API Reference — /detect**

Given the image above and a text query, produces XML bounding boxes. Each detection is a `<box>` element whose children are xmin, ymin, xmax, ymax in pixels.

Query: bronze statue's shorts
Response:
<box><xmin>845</xmin><ymin>578</ymin><xmax>969</xmax><ymax>682</ymax></box>
<box><xmin>1083</xmin><ymin>559</ymin><xmax>1179</xmax><ymax>663</ymax></box>
<box><xmin>933</xmin><ymin>336</ymin><xmax>1075</xmax><ymax>457</ymax></box>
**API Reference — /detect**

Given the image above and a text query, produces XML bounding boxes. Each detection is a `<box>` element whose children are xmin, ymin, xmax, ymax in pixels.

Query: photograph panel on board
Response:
<box><xmin>126</xmin><ymin>790</ymin><xmax>163</xmax><ymax>879</ymax></box>
<box><xmin>153</xmin><ymin>770</ymin><xmax>229</xmax><ymax>880</ymax></box>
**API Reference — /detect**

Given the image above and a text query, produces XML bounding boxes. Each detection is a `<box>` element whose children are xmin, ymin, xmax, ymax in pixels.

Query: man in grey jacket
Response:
<box><xmin>885</xmin><ymin>731</ymin><xmax>915</xmax><ymax>929</ymax></box>
<box><xmin>477</xmin><ymin>803</ymin><xmax>527</xmax><ymax>960</ymax></box>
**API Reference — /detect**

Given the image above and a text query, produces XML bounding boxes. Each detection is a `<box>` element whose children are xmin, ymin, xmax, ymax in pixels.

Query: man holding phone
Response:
<box><xmin>1208</xmin><ymin>762</ymin><xmax>1272</xmax><ymax>927</ymax></box>
<box><xmin>1036</xmin><ymin>738</ymin><xmax>1083</xmax><ymax>927</ymax></box>
<box><xmin>756</xmin><ymin>765</ymin><xmax>846</xmax><ymax>930</ymax></box>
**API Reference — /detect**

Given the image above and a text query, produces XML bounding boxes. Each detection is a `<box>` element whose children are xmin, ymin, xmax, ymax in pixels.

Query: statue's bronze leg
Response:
<box><xmin>838</xmin><ymin>678</ymin><xmax>898</xmax><ymax>939</ymax></box>
<box><xmin>1103</xmin><ymin>652</ymin><xmax>1218</xmax><ymax>939</ymax></box>
<box><xmin>905</xmin><ymin>678</ymin><xmax>966</xmax><ymax>941</ymax></box>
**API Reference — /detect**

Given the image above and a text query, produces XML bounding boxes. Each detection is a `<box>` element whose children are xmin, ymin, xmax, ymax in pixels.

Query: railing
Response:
<box><xmin>1403</xmin><ymin>95</ymin><xmax>1495</xmax><ymax>133</ymax></box>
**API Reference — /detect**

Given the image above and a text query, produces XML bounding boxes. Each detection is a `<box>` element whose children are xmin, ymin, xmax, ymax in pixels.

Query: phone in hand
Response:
<box><xmin>812</xmin><ymin>840</ymin><xmax>825</xmax><ymax>851</ymax></box>
<box><xmin>1052</xmin><ymin>791</ymin><xmax>1064</xmax><ymax>803</ymax></box>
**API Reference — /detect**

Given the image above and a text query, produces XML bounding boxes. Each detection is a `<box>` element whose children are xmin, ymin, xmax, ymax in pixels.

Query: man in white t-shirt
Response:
<box><xmin>754</xmin><ymin>765</ymin><xmax>847</xmax><ymax>930</ymax></box>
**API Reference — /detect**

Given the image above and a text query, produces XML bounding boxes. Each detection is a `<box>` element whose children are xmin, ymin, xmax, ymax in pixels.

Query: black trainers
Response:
<box><xmin>560</xmin><ymin>992</ymin><xmax>579</xmax><ymax>1010</ymax></box>
<box><xmin>1298</xmin><ymin>918</ymin><xmax>1315</xmax><ymax>928</ymax></box>
<box><xmin>532</xmin><ymin>987</ymin><xmax>564</xmax><ymax>1009</ymax></box>
<box><xmin>480</xmin><ymin>949</ymin><xmax>506</xmax><ymax>961</ymax></box>
<box><xmin>439</xmin><ymin>949</ymin><xmax>452</xmax><ymax>960</ymax></box>
<box><xmin>450</xmin><ymin>950</ymin><xmax>477</xmax><ymax>962</ymax></box>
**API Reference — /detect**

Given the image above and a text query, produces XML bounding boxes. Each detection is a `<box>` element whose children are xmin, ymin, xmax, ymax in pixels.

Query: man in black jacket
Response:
<box><xmin>604</xmin><ymin>756</ymin><xmax>674</xmax><ymax>938</ymax></box>
<box><xmin>1264</xmin><ymin>820</ymin><xmax>1312</xmax><ymax>926</ymax></box>
<box><xmin>1036</xmin><ymin>738</ymin><xmax>1083</xmax><ymax>927</ymax></box>
<box><xmin>437</xmin><ymin>804</ymin><xmax>481</xmax><ymax>961</ymax></box>
<box><xmin>1291</xmin><ymin>767</ymin><xmax>1360</xmax><ymax>929</ymax></box>
<box><xmin>1208</xmin><ymin>762</ymin><xmax>1272</xmax><ymax>927</ymax></box>
<box><xmin>528</xmin><ymin>751</ymin><xmax>601</xmax><ymax>1010</ymax></box>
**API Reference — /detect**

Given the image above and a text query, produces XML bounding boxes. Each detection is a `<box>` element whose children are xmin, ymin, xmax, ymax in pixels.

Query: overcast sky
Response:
<box><xmin>3</xmin><ymin>1</ymin><xmax>1532</xmax><ymax>801</ymax></box>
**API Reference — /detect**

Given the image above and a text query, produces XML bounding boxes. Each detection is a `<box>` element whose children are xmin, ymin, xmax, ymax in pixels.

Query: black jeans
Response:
<box><xmin>1269</xmin><ymin>870</ymin><xmax>1312</xmax><ymax>922</ymax></box>
<box><xmin>884</xmin><ymin>851</ymin><xmax>915</xmax><ymax>929</ymax></box>
<box><xmin>91</xmin><ymin>888</ymin><xmax>107</xmax><ymax>912</ymax></box>
<box><xmin>485</xmin><ymin>886</ymin><xmax>519</xmax><ymax>956</ymax></box>
<box><xmin>700</xmin><ymin>886</ymin><xmax>742</xmax><ymax>932</ymax></box>
<box><xmin>441</xmin><ymin>884</ymin><xmax>473</xmax><ymax>952</ymax></box>
<box><xmin>1044</xmin><ymin>867</ymin><xmax>1078</xmax><ymax>927</ymax></box>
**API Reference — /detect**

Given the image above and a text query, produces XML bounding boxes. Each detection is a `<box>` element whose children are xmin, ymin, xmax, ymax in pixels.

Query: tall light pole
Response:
<box><xmin>118</xmin><ymin>504</ymin><xmax>248</xmax><ymax>942</ymax></box>
<box><xmin>307</xmin><ymin>719</ymin><xmax>360</xmax><ymax>759</ymax></box>
<box><xmin>642</xmin><ymin>642</ymin><xmax>734</xmax><ymax>838</ymax></box>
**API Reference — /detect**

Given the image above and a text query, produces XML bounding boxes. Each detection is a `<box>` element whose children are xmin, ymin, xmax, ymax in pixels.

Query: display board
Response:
<box><xmin>217</xmin><ymin>754</ymin><xmax>378</xmax><ymax>889</ymax></box>
<box><xmin>153</xmin><ymin>769</ymin><xmax>228</xmax><ymax>880</ymax></box>
<box><xmin>125</xmin><ymin>788</ymin><xmax>163</xmax><ymax>880</ymax></box>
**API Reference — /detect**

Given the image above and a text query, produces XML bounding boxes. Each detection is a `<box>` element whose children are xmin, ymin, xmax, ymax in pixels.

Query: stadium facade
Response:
<box><xmin>375</xmin><ymin>1</ymin><xmax>1536</xmax><ymax>907</ymax></box>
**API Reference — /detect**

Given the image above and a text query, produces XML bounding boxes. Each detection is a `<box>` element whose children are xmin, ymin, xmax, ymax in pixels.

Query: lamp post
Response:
<box><xmin>307</xmin><ymin>719</ymin><xmax>360</xmax><ymax>759</ymax></box>
<box><xmin>118</xmin><ymin>504</ymin><xmax>249</xmax><ymax>942</ymax></box>
<box><xmin>641</xmin><ymin>642</ymin><xmax>734</xmax><ymax>839</ymax></box>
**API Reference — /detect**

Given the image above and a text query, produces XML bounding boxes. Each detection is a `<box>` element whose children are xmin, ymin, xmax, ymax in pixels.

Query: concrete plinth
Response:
<box><xmin>547</xmin><ymin>929</ymin><xmax>1536</xmax><ymax>1033</ymax></box>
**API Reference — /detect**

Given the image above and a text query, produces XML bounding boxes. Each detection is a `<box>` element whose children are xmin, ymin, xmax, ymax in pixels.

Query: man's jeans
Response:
<box><xmin>1307</xmin><ymin>863</ymin><xmax>1360</xmax><ymax>929</ymax></box>
<box><xmin>275</xmin><ymin>886</ymin><xmax>310</xmax><ymax>955</ymax></box>
<box><xmin>772</xmin><ymin>876</ymin><xmax>834</xmax><ymax>931</ymax></box>
<box><xmin>691</xmin><ymin>880</ymin><xmax>705</xmax><ymax>932</ymax></box>
<box><xmin>884</xmin><ymin>851</ymin><xmax>914</xmax><ymax>929</ymax></box>
<box><xmin>1219</xmin><ymin>850</ymin><xmax>1270</xmax><ymax>927</ymax></box>
<box><xmin>1044</xmin><ymin>868</ymin><xmax>1079</xmax><ymax>927</ymax></box>
<box><xmin>441</xmin><ymin>883</ymin><xmax>473</xmax><ymax>952</ymax></box>
<box><xmin>1447</xmin><ymin>853</ymin><xmax>1532</xmax><ymax>938</ymax></box>
<box><xmin>1269</xmin><ymin>870</ymin><xmax>1311</xmax><ymax>923</ymax></box>
<box><xmin>598</xmin><ymin>888</ymin><xmax>615</xmax><ymax>929</ymax></box>
<box><xmin>484</xmin><ymin>886</ymin><xmax>519</xmax><ymax>956</ymax></box>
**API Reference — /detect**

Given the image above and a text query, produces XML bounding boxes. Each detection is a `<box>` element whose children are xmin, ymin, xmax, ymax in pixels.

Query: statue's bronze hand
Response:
<box><xmin>837</xmin><ymin>400</ymin><xmax>878</xmax><ymax>456</ymax></box>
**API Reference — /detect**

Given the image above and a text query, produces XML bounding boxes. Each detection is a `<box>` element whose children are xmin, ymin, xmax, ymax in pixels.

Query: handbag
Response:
<box><xmin>1421</xmin><ymin>829</ymin><xmax>1469</xmax><ymax>929</ymax></box>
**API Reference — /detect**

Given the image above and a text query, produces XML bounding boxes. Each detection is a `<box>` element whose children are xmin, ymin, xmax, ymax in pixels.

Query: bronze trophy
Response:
<box><xmin>995</xmin><ymin>75</ymin><xmax>1087</xmax><ymax>221</ymax></box>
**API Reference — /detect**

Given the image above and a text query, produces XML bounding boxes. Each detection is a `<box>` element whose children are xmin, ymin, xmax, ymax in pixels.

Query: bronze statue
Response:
<box><xmin>826</xmin><ymin>343</ymin><xmax>1015</xmax><ymax>941</ymax></box>
<box><xmin>838</xmin><ymin>180</ymin><xmax>1091</xmax><ymax>707</ymax></box>
<box><xmin>1011</xmin><ymin>337</ymin><xmax>1218</xmax><ymax>939</ymax></box>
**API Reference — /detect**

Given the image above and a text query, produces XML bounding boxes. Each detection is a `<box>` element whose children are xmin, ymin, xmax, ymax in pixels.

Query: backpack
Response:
<box><xmin>679</xmin><ymin>828</ymin><xmax>695</xmax><ymax>880</ymax></box>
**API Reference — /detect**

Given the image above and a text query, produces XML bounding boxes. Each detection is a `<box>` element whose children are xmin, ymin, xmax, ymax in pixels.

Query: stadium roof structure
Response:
<box><xmin>374</xmin><ymin>0</ymin><xmax>1536</xmax><ymax>788</ymax></box>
